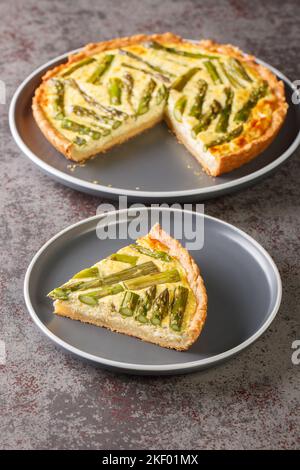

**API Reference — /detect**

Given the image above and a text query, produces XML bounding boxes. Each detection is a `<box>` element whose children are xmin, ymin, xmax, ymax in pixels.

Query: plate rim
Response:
<box><xmin>9</xmin><ymin>42</ymin><xmax>300</xmax><ymax>200</ymax></box>
<box><xmin>23</xmin><ymin>207</ymin><xmax>282</xmax><ymax>373</ymax></box>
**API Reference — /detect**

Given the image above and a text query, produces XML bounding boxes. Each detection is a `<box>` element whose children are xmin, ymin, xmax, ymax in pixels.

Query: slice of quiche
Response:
<box><xmin>33</xmin><ymin>33</ymin><xmax>287</xmax><ymax>176</ymax></box>
<box><xmin>48</xmin><ymin>224</ymin><xmax>207</xmax><ymax>350</ymax></box>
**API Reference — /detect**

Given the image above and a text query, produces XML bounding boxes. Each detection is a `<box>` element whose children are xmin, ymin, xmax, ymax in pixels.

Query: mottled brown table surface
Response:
<box><xmin>1</xmin><ymin>0</ymin><xmax>299</xmax><ymax>450</ymax></box>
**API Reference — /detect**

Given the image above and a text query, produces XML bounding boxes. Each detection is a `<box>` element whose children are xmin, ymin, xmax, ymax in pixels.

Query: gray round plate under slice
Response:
<box><xmin>24</xmin><ymin>207</ymin><xmax>282</xmax><ymax>375</ymax></box>
<box><xmin>9</xmin><ymin>43</ymin><xmax>300</xmax><ymax>202</ymax></box>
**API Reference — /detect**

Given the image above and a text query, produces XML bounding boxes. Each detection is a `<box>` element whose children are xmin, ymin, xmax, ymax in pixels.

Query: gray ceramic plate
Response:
<box><xmin>24</xmin><ymin>207</ymin><xmax>281</xmax><ymax>375</ymax></box>
<box><xmin>9</xmin><ymin>44</ymin><xmax>300</xmax><ymax>202</ymax></box>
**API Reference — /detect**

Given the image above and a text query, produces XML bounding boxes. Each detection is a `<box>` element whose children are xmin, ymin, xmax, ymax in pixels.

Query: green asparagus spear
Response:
<box><xmin>49</xmin><ymin>276</ymin><xmax>126</xmax><ymax>302</ymax></box>
<box><xmin>87</xmin><ymin>54</ymin><xmax>114</xmax><ymax>84</ymax></box>
<box><xmin>156</xmin><ymin>84</ymin><xmax>169</xmax><ymax>105</ymax></box>
<box><xmin>119</xmin><ymin>49</ymin><xmax>174</xmax><ymax>77</ymax></box>
<box><xmin>72</xmin><ymin>266</ymin><xmax>99</xmax><ymax>279</ymax></box>
<box><xmin>151</xmin><ymin>288</ymin><xmax>169</xmax><ymax>326</ymax></box>
<box><xmin>78</xmin><ymin>284</ymin><xmax>124</xmax><ymax>305</ymax></box>
<box><xmin>136</xmin><ymin>309</ymin><xmax>147</xmax><ymax>323</ymax></box>
<box><xmin>170</xmin><ymin>286</ymin><xmax>189</xmax><ymax>331</ymax></box>
<box><xmin>67</xmin><ymin>278</ymin><xmax>103</xmax><ymax>291</ymax></box>
<box><xmin>230</xmin><ymin>58</ymin><xmax>253</xmax><ymax>83</ymax></box>
<box><xmin>102</xmin><ymin>261</ymin><xmax>159</xmax><ymax>286</ymax></box>
<box><xmin>147</xmin><ymin>41</ymin><xmax>218</xmax><ymax>59</ymax></box>
<box><xmin>121</xmin><ymin>62</ymin><xmax>171</xmax><ymax>85</ymax></box>
<box><xmin>136</xmin><ymin>286</ymin><xmax>156</xmax><ymax>323</ymax></box>
<box><xmin>219</xmin><ymin>61</ymin><xmax>243</xmax><ymax>88</ymax></box>
<box><xmin>119</xmin><ymin>291</ymin><xmax>140</xmax><ymax>316</ymax></box>
<box><xmin>62</xmin><ymin>57</ymin><xmax>96</xmax><ymax>77</ymax></box>
<box><xmin>204</xmin><ymin>124</ymin><xmax>244</xmax><ymax>149</ymax></box>
<box><xmin>123</xmin><ymin>72</ymin><xmax>134</xmax><ymax>107</ymax></box>
<box><xmin>215</xmin><ymin>87</ymin><xmax>234</xmax><ymax>133</ymax></box>
<box><xmin>110</xmin><ymin>253</ymin><xmax>138</xmax><ymax>265</ymax></box>
<box><xmin>78</xmin><ymin>295</ymin><xmax>98</xmax><ymax>306</ymax></box>
<box><xmin>48</xmin><ymin>287</ymin><xmax>70</xmax><ymax>300</ymax></box>
<box><xmin>191</xmin><ymin>99</ymin><xmax>222</xmax><ymax>137</ymax></box>
<box><xmin>189</xmin><ymin>79</ymin><xmax>208</xmax><ymax>119</ymax></box>
<box><xmin>73</xmin><ymin>136</ymin><xmax>87</xmax><ymax>146</ymax></box>
<box><xmin>108</xmin><ymin>77</ymin><xmax>123</xmax><ymax>105</ymax></box>
<box><xmin>234</xmin><ymin>81</ymin><xmax>268</xmax><ymax>123</ymax></box>
<box><xmin>68</xmin><ymin>79</ymin><xmax>128</xmax><ymax>119</ymax></box>
<box><xmin>203</xmin><ymin>60</ymin><xmax>223</xmax><ymax>84</ymax></box>
<box><xmin>72</xmin><ymin>105</ymin><xmax>121</xmax><ymax>129</ymax></box>
<box><xmin>48</xmin><ymin>277</ymin><xmax>92</xmax><ymax>299</ymax></box>
<box><xmin>125</xmin><ymin>269</ymin><xmax>180</xmax><ymax>291</ymax></box>
<box><xmin>61</xmin><ymin>119</ymin><xmax>102</xmax><ymax>140</ymax></box>
<box><xmin>80</xmin><ymin>284</ymin><xmax>124</xmax><ymax>299</ymax></box>
<box><xmin>172</xmin><ymin>67</ymin><xmax>200</xmax><ymax>91</ymax></box>
<box><xmin>63</xmin><ymin>262</ymin><xmax>157</xmax><ymax>293</ymax></box>
<box><xmin>174</xmin><ymin>95</ymin><xmax>187</xmax><ymax>122</ymax></box>
<box><xmin>136</xmin><ymin>79</ymin><xmax>157</xmax><ymax>115</ymax></box>
<box><xmin>52</xmin><ymin>80</ymin><xmax>65</xmax><ymax>119</ymax></box>
<box><xmin>61</xmin><ymin>279</ymin><xmax>87</xmax><ymax>290</ymax></box>
<box><xmin>131</xmin><ymin>244</ymin><xmax>172</xmax><ymax>262</ymax></box>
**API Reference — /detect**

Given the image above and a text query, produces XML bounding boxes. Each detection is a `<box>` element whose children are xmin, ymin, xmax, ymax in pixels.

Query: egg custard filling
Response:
<box><xmin>48</xmin><ymin>224</ymin><xmax>207</xmax><ymax>351</ymax></box>
<box><xmin>33</xmin><ymin>33</ymin><xmax>287</xmax><ymax>176</ymax></box>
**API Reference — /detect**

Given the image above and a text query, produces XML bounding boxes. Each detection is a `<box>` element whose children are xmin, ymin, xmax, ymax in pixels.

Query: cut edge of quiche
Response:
<box><xmin>165</xmin><ymin>40</ymin><xmax>287</xmax><ymax>176</ymax></box>
<box><xmin>48</xmin><ymin>223</ymin><xmax>207</xmax><ymax>351</ymax></box>
<box><xmin>33</xmin><ymin>32</ymin><xmax>288</xmax><ymax>176</ymax></box>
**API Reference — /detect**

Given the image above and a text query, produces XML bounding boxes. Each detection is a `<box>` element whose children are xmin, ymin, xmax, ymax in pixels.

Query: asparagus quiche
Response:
<box><xmin>33</xmin><ymin>33</ymin><xmax>287</xmax><ymax>176</ymax></box>
<box><xmin>48</xmin><ymin>224</ymin><xmax>207</xmax><ymax>350</ymax></box>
